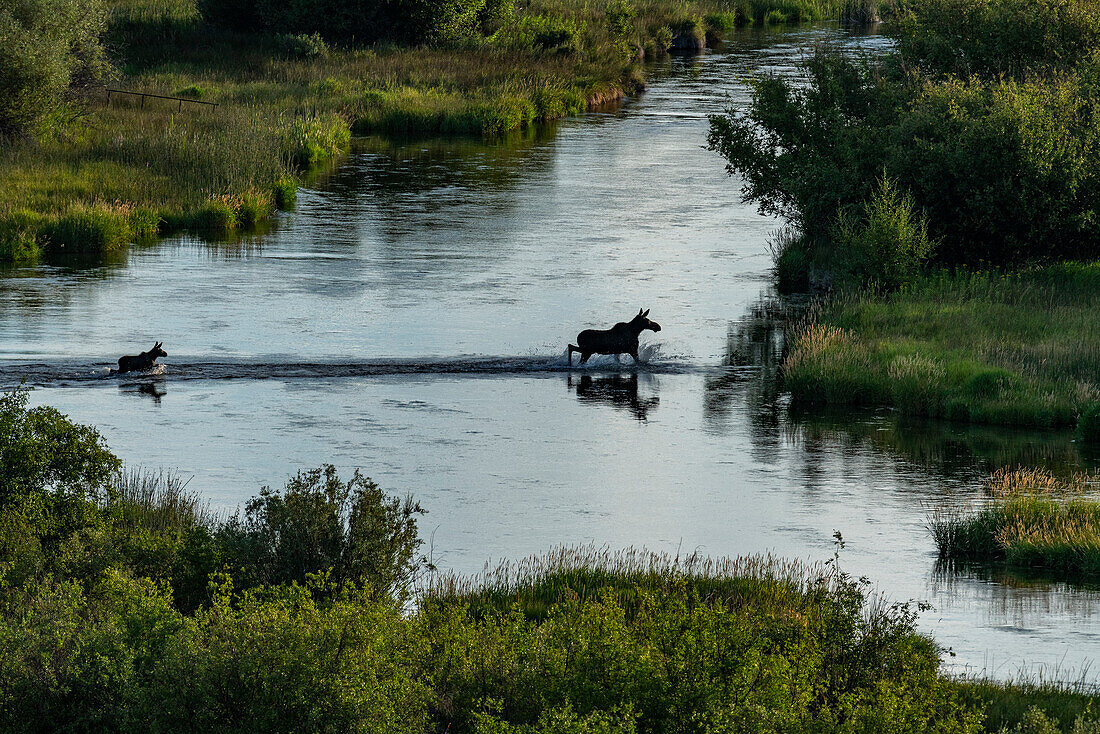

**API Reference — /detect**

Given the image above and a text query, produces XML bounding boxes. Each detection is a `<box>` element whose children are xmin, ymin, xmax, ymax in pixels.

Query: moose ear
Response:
<box><xmin>637</xmin><ymin>308</ymin><xmax>644</xmax><ymax>316</ymax></box>
<box><xmin>642</xmin><ymin>309</ymin><xmax>650</xmax><ymax>317</ymax></box>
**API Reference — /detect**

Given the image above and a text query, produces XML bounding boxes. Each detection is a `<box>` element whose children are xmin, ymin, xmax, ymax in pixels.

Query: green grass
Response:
<box><xmin>784</xmin><ymin>264</ymin><xmax>1100</xmax><ymax>431</ymax></box>
<box><xmin>957</xmin><ymin>678</ymin><xmax>1100</xmax><ymax>733</ymax></box>
<box><xmin>930</xmin><ymin>469</ymin><xmax>1100</xmax><ymax>577</ymax></box>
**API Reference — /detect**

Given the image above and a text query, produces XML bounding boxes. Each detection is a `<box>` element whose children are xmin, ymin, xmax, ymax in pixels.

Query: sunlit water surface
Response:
<box><xmin>3</xmin><ymin>26</ymin><xmax>1099</xmax><ymax>681</ymax></box>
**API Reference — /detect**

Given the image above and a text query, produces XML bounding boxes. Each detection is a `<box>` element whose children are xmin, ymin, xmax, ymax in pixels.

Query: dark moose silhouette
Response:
<box><xmin>116</xmin><ymin>342</ymin><xmax>167</xmax><ymax>373</ymax></box>
<box><xmin>568</xmin><ymin>309</ymin><xmax>661</xmax><ymax>365</ymax></box>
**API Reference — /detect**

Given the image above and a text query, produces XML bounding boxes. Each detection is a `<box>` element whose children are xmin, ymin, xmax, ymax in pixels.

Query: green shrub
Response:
<box><xmin>1077</xmin><ymin>404</ymin><xmax>1100</xmax><ymax>446</ymax></box>
<box><xmin>894</xmin><ymin>0</ymin><xmax>1100</xmax><ymax>79</ymax></box>
<box><xmin>764</xmin><ymin>8</ymin><xmax>787</xmax><ymax>23</ymax></box>
<box><xmin>217</xmin><ymin>465</ymin><xmax>427</xmax><ymax>599</ymax></box>
<box><xmin>0</xmin><ymin>388</ymin><xmax>119</xmax><ymax>508</ymax></box>
<box><xmin>205</xmin><ymin>0</ymin><xmax>500</xmax><ymax>45</ymax></box>
<box><xmin>276</xmin><ymin>31</ymin><xmax>329</xmax><ymax>59</ymax></box>
<box><xmin>830</xmin><ymin>176</ymin><xmax>934</xmax><ymax>290</ymax></box>
<box><xmin>173</xmin><ymin>84</ymin><xmax>212</xmax><ymax>99</ymax></box>
<box><xmin>703</xmin><ymin>11</ymin><xmax>735</xmax><ymax>43</ymax></box>
<box><xmin>0</xmin><ymin>0</ymin><xmax>110</xmax><ymax>137</ymax></box>
<box><xmin>502</xmin><ymin>13</ymin><xmax>584</xmax><ymax>52</ymax></box>
<box><xmin>708</xmin><ymin>46</ymin><xmax>1100</xmax><ymax>272</ymax></box>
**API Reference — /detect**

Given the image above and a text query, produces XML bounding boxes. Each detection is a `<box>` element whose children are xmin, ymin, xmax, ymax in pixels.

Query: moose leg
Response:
<box><xmin>629</xmin><ymin>350</ymin><xmax>639</xmax><ymax>364</ymax></box>
<box><xmin>579</xmin><ymin>352</ymin><xmax>591</xmax><ymax>365</ymax></box>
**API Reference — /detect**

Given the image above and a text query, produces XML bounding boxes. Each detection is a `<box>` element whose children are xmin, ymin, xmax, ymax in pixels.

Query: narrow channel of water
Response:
<box><xmin>3</xmin><ymin>25</ymin><xmax>1098</xmax><ymax>681</ymax></box>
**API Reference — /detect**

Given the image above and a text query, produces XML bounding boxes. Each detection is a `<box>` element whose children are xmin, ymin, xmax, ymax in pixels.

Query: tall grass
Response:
<box><xmin>784</xmin><ymin>264</ymin><xmax>1100</xmax><ymax>431</ymax></box>
<box><xmin>929</xmin><ymin>469</ymin><xmax>1100</xmax><ymax>577</ymax></box>
<box><xmin>426</xmin><ymin>544</ymin><xmax>839</xmax><ymax>620</ymax></box>
<box><xmin>105</xmin><ymin>467</ymin><xmax>216</xmax><ymax>533</ymax></box>
<box><xmin>958</xmin><ymin>676</ymin><xmax>1100</xmax><ymax>733</ymax></box>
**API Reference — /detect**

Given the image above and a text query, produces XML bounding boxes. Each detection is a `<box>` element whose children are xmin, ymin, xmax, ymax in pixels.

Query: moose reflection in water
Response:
<box><xmin>568</xmin><ymin>372</ymin><xmax>659</xmax><ymax>421</ymax></box>
<box><xmin>118</xmin><ymin>378</ymin><xmax>167</xmax><ymax>405</ymax></box>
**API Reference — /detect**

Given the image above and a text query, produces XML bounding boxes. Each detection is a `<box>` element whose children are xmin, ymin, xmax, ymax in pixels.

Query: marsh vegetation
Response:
<box><xmin>707</xmin><ymin>0</ymin><xmax>1100</xmax><ymax>440</ymax></box>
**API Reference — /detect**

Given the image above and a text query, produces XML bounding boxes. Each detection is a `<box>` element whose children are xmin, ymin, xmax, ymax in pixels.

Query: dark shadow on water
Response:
<box><xmin>788</xmin><ymin>409</ymin><xmax>1092</xmax><ymax>480</ymax></box>
<box><xmin>117</xmin><ymin>375</ymin><xmax>167</xmax><ymax>405</ymax></box>
<box><xmin>933</xmin><ymin>558</ymin><xmax>1100</xmax><ymax>594</ymax></box>
<box><xmin>568</xmin><ymin>372</ymin><xmax>659</xmax><ymax>422</ymax></box>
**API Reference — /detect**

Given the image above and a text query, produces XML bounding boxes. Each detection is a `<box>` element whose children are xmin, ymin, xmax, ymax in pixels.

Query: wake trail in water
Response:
<box><xmin>1</xmin><ymin>352</ymin><xmax>727</xmax><ymax>388</ymax></box>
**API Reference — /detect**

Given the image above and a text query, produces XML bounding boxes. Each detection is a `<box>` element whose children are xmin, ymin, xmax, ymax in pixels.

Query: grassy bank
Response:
<box><xmin>0</xmin><ymin>0</ymin><xmax>842</xmax><ymax>262</ymax></box>
<box><xmin>930</xmin><ymin>469</ymin><xmax>1100</xmax><ymax>577</ymax></box>
<box><xmin>783</xmin><ymin>264</ymin><xmax>1100</xmax><ymax>431</ymax></box>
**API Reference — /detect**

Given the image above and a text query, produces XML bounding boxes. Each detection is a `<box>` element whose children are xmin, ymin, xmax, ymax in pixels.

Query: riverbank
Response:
<box><xmin>783</xmin><ymin>264</ymin><xmax>1100</xmax><ymax>433</ymax></box>
<box><xmin>0</xmin><ymin>0</ymin><xmax>843</xmax><ymax>262</ymax></box>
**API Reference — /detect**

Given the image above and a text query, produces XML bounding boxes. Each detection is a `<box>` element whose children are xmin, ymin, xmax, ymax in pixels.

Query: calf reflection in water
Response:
<box><xmin>569</xmin><ymin>373</ymin><xmax>659</xmax><ymax>422</ymax></box>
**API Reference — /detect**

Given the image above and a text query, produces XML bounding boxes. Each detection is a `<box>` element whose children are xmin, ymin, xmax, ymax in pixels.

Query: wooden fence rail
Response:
<box><xmin>106</xmin><ymin>89</ymin><xmax>219</xmax><ymax>111</ymax></box>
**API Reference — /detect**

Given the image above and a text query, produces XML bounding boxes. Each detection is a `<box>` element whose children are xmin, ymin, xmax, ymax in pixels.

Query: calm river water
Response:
<box><xmin>3</xmin><ymin>25</ymin><xmax>1099</xmax><ymax>680</ymax></box>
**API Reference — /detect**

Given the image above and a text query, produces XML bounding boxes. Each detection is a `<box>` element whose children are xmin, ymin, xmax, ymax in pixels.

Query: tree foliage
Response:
<box><xmin>0</xmin><ymin>389</ymin><xmax>119</xmax><ymax>507</ymax></box>
<box><xmin>218</xmin><ymin>464</ymin><xmax>427</xmax><ymax>598</ymax></box>
<box><xmin>0</xmin><ymin>0</ymin><xmax>110</xmax><ymax>137</ymax></box>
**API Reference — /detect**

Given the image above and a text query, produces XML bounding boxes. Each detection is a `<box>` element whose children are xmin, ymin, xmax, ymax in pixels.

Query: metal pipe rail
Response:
<box><xmin>106</xmin><ymin>89</ymin><xmax>219</xmax><ymax>111</ymax></box>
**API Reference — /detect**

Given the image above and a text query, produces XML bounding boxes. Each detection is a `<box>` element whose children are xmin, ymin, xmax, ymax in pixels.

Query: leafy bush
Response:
<box><xmin>830</xmin><ymin>176</ymin><xmax>934</xmax><ymax>289</ymax></box>
<box><xmin>1078</xmin><ymin>404</ymin><xmax>1100</xmax><ymax>446</ymax></box>
<box><xmin>217</xmin><ymin>465</ymin><xmax>427</xmax><ymax>598</ymax></box>
<box><xmin>276</xmin><ymin>31</ymin><xmax>329</xmax><ymax>59</ymax></box>
<box><xmin>894</xmin><ymin>0</ymin><xmax>1100</xmax><ymax>78</ymax></box>
<box><xmin>0</xmin><ymin>390</ymin><xmax>119</xmax><ymax>508</ymax></box>
<box><xmin>708</xmin><ymin>45</ymin><xmax>1100</xmax><ymax>274</ymax></box>
<box><xmin>0</xmin><ymin>0</ymin><xmax>110</xmax><ymax>136</ymax></box>
<box><xmin>202</xmin><ymin>0</ymin><xmax>502</xmax><ymax>45</ymax></box>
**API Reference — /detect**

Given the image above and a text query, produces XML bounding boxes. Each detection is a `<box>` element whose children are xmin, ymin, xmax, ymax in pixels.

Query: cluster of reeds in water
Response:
<box><xmin>930</xmin><ymin>468</ymin><xmax>1100</xmax><ymax>577</ymax></box>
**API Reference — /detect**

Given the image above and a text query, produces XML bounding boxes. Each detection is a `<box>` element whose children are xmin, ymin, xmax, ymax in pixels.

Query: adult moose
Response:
<box><xmin>115</xmin><ymin>342</ymin><xmax>167</xmax><ymax>373</ymax></box>
<box><xmin>568</xmin><ymin>309</ymin><xmax>661</xmax><ymax>365</ymax></box>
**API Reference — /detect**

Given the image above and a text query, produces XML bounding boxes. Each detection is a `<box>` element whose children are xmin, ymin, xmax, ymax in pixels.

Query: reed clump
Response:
<box><xmin>930</xmin><ymin>469</ymin><xmax>1100</xmax><ymax>577</ymax></box>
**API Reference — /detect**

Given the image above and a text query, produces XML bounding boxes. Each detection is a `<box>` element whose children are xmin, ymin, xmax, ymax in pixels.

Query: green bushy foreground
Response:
<box><xmin>783</xmin><ymin>264</ymin><xmax>1100</xmax><ymax>430</ymax></box>
<box><xmin>930</xmin><ymin>469</ymin><xmax>1100</xmax><ymax>577</ymax></box>
<box><xmin>3</xmin><ymin>389</ymin><xmax>1097</xmax><ymax>732</ymax></box>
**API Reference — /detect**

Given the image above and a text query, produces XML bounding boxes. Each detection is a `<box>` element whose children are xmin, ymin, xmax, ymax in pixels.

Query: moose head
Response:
<box><xmin>631</xmin><ymin>308</ymin><xmax>661</xmax><ymax>333</ymax></box>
